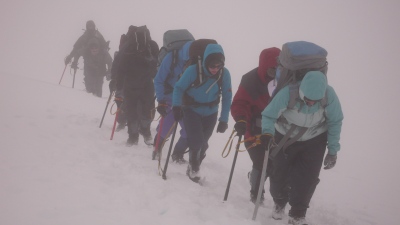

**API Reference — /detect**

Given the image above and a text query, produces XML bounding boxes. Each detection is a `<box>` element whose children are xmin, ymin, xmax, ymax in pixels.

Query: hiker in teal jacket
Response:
<box><xmin>172</xmin><ymin>43</ymin><xmax>232</xmax><ymax>183</ymax></box>
<box><xmin>260</xmin><ymin>71</ymin><xmax>343</xmax><ymax>223</ymax></box>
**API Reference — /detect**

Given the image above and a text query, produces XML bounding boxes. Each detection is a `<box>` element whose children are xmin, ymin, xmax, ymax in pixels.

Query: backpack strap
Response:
<box><xmin>269</xmin><ymin>125</ymin><xmax>308</xmax><ymax>160</ymax></box>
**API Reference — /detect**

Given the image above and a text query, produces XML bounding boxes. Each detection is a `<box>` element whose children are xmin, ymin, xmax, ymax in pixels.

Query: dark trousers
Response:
<box><xmin>124</xmin><ymin>85</ymin><xmax>155</xmax><ymax>138</ymax></box>
<box><xmin>269</xmin><ymin>132</ymin><xmax>327</xmax><ymax>217</ymax></box>
<box><xmin>84</xmin><ymin>72</ymin><xmax>104</xmax><ymax>97</ymax></box>
<box><xmin>183</xmin><ymin>108</ymin><xmax>217</xmax><ymax>168</ymax></box>
<box><xmin>246</xmin><ymin>142</ymin><xmax>273</xmax><ymax>195</ymax></box>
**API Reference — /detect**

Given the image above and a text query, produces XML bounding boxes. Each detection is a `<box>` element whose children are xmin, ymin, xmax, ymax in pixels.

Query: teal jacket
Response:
<box><xmin>172</xmin><ymin>44</ymin><xmax>232</xmax><ymax>122</ymax></box>
<box><xmin>261</xmin><ymin>71</ymin><xmax>343</xmax><ymax>155</ymax></box>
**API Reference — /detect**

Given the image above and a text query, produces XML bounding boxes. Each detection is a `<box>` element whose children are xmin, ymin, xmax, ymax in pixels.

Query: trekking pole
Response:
<box><xmin>223</xmin><ymin>135</ymin><xmax>242</xmax><ymax>201</ymax></box>
<box><xmin>153</xmin><ymin>117</ymin><xmax>165</xmax><ymax>160</ymax></box>
<box><xmin>162</xmin><ymin>122</ymin><xmax>178</xmax><ymax>180</ymax></box>
<box><xmin>110</xmin><ymin>109</ymin><xmax>119</xmax><ymax>140</ymax></box>
<box><xmin>99</xmin><ymin>91</ymin><xmax>114</xmax><ymax>128</ymax></box>
<box><xmin>59</xmin><ymin>64</ymin><xmax>68</xmax><ymax>85</ymax></box>
<box><xmin>252</xmin><ymin>141</ymin><xmax>273</xmax><ymax>220</ymax></box>
<box><xmin>72</xmin><ymin>67</ymin><xmax>77</xmax><ymax>88</ymax></box>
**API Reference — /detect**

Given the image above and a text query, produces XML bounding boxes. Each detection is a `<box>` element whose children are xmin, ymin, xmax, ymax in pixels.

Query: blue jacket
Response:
<box><xmin>154</xmin><ymin>41</ymin><xmax>193</xmax><ymax>104</ymax></box>
<box><xmin>172</xmin><ymin>44</ymin><xmax>232</xmax><ymax>122</ymax></box>
<box><xmin>261</xmin><ymin>71</ymin><xmax>343</xmax><ymax>155</ymax></box>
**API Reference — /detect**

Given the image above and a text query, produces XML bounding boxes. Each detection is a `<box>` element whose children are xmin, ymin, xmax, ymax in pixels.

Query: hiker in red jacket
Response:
<box><xmin>230</xmin><ymin>47</ymin><xmax>281</xmax><ymax>203</ymax></box>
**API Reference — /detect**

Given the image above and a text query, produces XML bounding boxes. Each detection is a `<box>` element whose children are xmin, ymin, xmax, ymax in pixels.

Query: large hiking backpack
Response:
<box><xmin>272</xmin><ymin>41</ymin><xmax>328</xmax><ymax>108</ymax></box>
<box><xmin>158</xmin><ymin>29</ymin><xmax>195</xmax><ymax>69</ymax></box>
<box><xmin>182</xmin><ymin>39</ymin><xmax>225</xmax><ymax>107</ymax></box>
<box><xmin>122</xmin><ymin>25</ymin><xmax>153</xmax><ymax>59</ymax></box>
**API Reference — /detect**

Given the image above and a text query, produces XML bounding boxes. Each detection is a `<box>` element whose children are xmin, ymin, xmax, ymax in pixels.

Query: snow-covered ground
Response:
<box><xmin>1</xmin><ymin>1</ymin><xmax>400</xmax><ymax>224</ymax></box>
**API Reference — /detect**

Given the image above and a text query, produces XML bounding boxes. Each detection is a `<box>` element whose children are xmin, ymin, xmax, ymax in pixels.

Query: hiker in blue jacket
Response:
<box><xmin>153</xmin><ymin>41</ymin><xmax>193</xmax><ymax>162</ymax></box>
<box><xmin>172</xmin><ymin>44</ymin><xmax>232</xmax><ymax>183</ymax></box>
<box><xmin>260</xmin><ymin>71</ymin><xmax>343</xmax><ymax>224</ymax></box>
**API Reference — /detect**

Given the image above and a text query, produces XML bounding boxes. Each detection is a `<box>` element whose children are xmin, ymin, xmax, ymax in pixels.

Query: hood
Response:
<box><xmin>299</xmin><ymin>71</ymin><xmax>327</xmax><ymax>100</ymax></box>
<box><xmin>179</xmin><ymin>41</ymin><xmax>193</xmax><ymax>62</ymax></box>
<box><xmin>257</xmin><ymin>47</ymin><xmax>281</xmax><ymax>84</ymax></box>
<box><xmin>202</xmin><ymin>44</ymin><xmax>225</xmax><ymax>77</ymax></box>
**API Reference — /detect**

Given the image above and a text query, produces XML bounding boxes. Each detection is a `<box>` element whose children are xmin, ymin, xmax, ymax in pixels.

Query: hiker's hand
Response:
<box><xmin>65</xmin><ymin>55</ymin><xmax>72</xmax><ymax>65</ymax></box>
<box><xmin>71</xmin><ymin>61</ymin><xmax>78</xmax><ymax>70</ymax></box>
<box><xmin>323</xmin><ymin>154</ymin><xmax>337</xmax><ymax>170</ymax></box>
<box><xmin>109</xmin><ymin>80</ymin><xmax>116</xmax><ymax>92</ymax></box>
<box><xmin>105</xmin><ymin>69</ymin><xmax>111</xmax><ymax>81</ymax></box>
<box><xmin>234</xmin><ymin>120</ymin><xmax>247</xmax><ymax>136</ymax></box>
<box><xmin>216</xmin><ymin>121</ymin><xmax>228</xmax><ymax>133</ymax></box>
<box><xmin>114</xmin><ymin>97</ymin><xmax>123</xmax><ymax>108</ymax></box>
<box><xmin>172</xmin><ymin>106</ymin><xmax>183</xmax><ymax>121</ymax></box>
<box><xmin>157</xmin><ymin>102</ymin><xmax>168</xmax><ymax>117</ymax></box>
<box><xmin>259</xmin><ymin>134</ymin><xmax>273</xmax><ymax>148</ymax></box>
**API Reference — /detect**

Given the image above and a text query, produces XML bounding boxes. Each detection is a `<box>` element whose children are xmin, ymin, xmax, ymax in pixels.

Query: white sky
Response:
<box><xmin>1</xmin><ymin>0</ymin><xmax>400</xmax><ymax>224</ymax></box>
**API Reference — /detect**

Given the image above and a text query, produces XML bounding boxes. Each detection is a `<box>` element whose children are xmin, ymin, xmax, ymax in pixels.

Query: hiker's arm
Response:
<box><xmin>154</xmin><ymin>54</ymin><xmax>172</xmax><ymax>102</ymax></box>
<box><xmin>172</xmin><ymin>66</ymin><xmax>196</xmax><ymax>106</ymax></box>
<box><xmin>261</xmin><ymin>87</ymin><xmax>290</xmax><ymax>135</ymax></box>
<box><xmin>219</xmin><ymin>69</ymin><xmax>232</xmax><ymax>123</ymax></box>
<box><xmin>231</xmin><ymin>79</ymin><xmax>252</xmax><ymax>122</ymax></box>
<box><xmin>324</xmin><ymin>86</ymin><xmax>344</xmax><ymax>155</ymax></box>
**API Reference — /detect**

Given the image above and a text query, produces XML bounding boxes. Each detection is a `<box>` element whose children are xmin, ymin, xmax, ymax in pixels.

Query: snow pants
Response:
<box><xmin>246</xmin><ymin>142</ymin><xmax>273</xmax><ymax>196</ymax></box>
<box><xmin>154</xmin><ymin>103</ymin><xmax>188</xmax><ymax>156</ymax></box>
<box><xmin>123</xmin><ymin>84</ymin><xmax>155</xmax><ymax>139</ymax></box>
<box><xmin>84</xmin><ymin>71</ymin><xmax>104</xmax><ymax>97</ymax></box>
<box><xmin>182</xmin><ymin>108</ymin><xmax>217</xmax><ymax>170</ymax></box>
<box><xmin>269</xmin><ymin>131</ymin><xmax>327</xmax><ymax>218</ymax></box>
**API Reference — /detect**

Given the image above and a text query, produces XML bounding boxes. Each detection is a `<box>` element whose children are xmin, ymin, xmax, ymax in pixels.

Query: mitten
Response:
<box><xmin>323</xmin><ymin>154</ymin><xmax>337</xmax><ymax>170</ymax></box>
<box><xmin>216</xmin><ymin>121</ymin><xmax>228</xmax><ymax>133</ymax></box>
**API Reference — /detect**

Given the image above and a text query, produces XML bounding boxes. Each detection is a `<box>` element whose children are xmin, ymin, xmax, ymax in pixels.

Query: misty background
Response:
<box><xmin>1</xmin><ymin>0</ymin><xmax>400</xmax><ymax>224</ymax></box>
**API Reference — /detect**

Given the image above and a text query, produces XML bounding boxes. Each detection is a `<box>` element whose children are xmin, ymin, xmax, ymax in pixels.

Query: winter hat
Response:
<box><xmin>299</xmin><ymin>71</ymin><xmax>327</xmax><ymax>100</ymax></box>
<box><xmin>205</xmin><ymin>53</ymin><xmax>225</xmax><ymax>68</ymax></box>
<box><xmin>257</xmin><ymin>47</ymin><xmax>281</xmax><ymax>83</ymax></box>
<box><xmin>86</xmin><ymin>20</ymin><xmax>96</xmax><ymax>30</ymax></box>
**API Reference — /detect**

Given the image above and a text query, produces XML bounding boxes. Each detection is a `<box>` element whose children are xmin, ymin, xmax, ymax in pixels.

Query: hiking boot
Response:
<box><xmin>115</xmin><ymin>123</ymin><xmax>125</xmax><ymax>132</ymax></box>
<box><xmin>171</xmin><ymin>154</ymin><xmax>187</xmax><ymax>164</ymax></box>
<box><xmin>250</xmin><ymin>191</ymin><xmax>264</xmax><ymax>205</ymax></box>
<box><xmin>152</xmin><ymin>150</ymin><xmax>160</xmax><ymax>160</ymax></box>
<box><xmin>288</xmin><ymin>216</ymin><xmax>308</xmax><ymax>225</ymax></box>
<box><xmin>186</xmin><ymin>164</ymin><xmax>201</xmax><ymax>183</ymax></box>
<box><xmin>126</xmin><ymin>134</ymin><xmax>139</xmax><ymax>146</ymax></box>
<box><xmin>271</xmin><ymin>203</ymin><xmax>286</xmax><ymax>220</ymax></box>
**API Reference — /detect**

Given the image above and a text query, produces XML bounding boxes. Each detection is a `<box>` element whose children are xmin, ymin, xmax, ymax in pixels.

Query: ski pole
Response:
<box><xmin>153</xmin><ymin>117</ymin><xmax>165</xmax><ymax>160</ymax></box>
<box><xmin>99</xmin><ymin>91</ymin><xmax>114</xmax><ymax>128</ymax></box>
<box><xmin>162</xmin><ymin>122</ymin><xmax>178</xmax><ymax>180</ymax></box>
<box><xmin>72</xmin><ymin>67</ymin><xmax>77</xmax><ymax>88</ymax></box>
<box><xmin>59</xmin><ymin>64</ymin><xmax>68</xmax><ymax>85</ymax></box>
<box><xmin>252</xmin><ymin>141</ymin><xmax>273</xmax><ymax>220</ymax></box>
<box><xmin>223</xmin><ymin>135</ymin><xmax>242</xmax><ymax>201</ymax></box>
<box><xmin>110</xmin><ymin>109</ymin><xmax>119</xmax><ymax>140</ymax></box>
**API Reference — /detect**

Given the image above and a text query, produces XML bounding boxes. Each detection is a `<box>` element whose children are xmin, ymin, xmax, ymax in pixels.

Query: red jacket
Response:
<box><xmin>230</xmin><ymin>47</ymin><xmax>280</xmax><ymax>139</ymax></box>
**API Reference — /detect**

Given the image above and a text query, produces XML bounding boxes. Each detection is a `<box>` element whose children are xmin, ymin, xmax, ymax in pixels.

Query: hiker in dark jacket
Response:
<box><xmin>261</xmin><ymin>70</ymin><xmax>343</xmax><ymax>224</ymax></box>
<box><xmin>64</xmin><ymin>20</ymin><xmax>112</xmax><ymax>97</ymax></box>
<box><xmin>153</xmin><ymin>41</ymin><xmax>192</xmax><ymax>162</ymax></box>
<box><xmin>172</xmin><ymin>43</ymin><xmax>232</xmax><ymax>183</ymax></box>
<box><xmin>115</xmin><ymin>25</ymin><xmax>159</xmax><ymax>146</ymax></box>
<box><xmin>230</xmin><ymin>47</ymin><xmax>281</xmax><ymax>203</ymax></box>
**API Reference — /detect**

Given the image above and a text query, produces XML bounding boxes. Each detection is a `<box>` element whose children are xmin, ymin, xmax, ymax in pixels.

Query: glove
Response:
<box><xmin>172</xmin><ymin>106</ymin><xmax>183</xmax><ymax>121</ymax></box>
<box><xmin>71</xmin><ymin>61</ymin><xmax>78</xmax><ymax>70</ymax></box>
<box><xmin>216</xmin><ymin>121</ymin><xmax>228</xmax><ymax>133</ymax></box>
<box><xmin>259</xmin><ymin>134</ymin><xmax>273</xmax><ymax>148</ymax></box>
<box><xmin>234</xmin><ymin>120</ymin><xmax>247</xmax><ymax>136</ymax></box>
<box><xmin>64</xmin><ymin>55</ymin><xmax>72</xmax><ymax>65</ymax></box>
<box><xmin>109</xmin><ymin>80</ymin><xmax>116</xmax><ymax>92</ymax></box>
<box><xmin>105</xmin><ymin>69</ymin><xmax>111</xmax><ymax>81</ymax></box>
<box><xmin>114</xmin><ymin>97</ymin><xmax>123</xmax><ymax>108</ymax></box>
<box><xmin>157</xmin><ymin>102</ymin><xmax>168</xmax><ymax>117</ymax></box>
<box><xmin>323</xmin><ymin>154</ymin><xmax>337</xmax><ymax>170</ymax></box>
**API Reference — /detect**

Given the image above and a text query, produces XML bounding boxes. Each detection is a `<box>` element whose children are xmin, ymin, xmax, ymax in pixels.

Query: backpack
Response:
<box><xmin>182</xmin><ymin>39</ymin><xmax>225</xmax><ymax>107</ymax></box>
<box><xmin>272</xmin><ymin>41</ymin><xmax>328</xmax><ymax>109</ymax></box>
<box><xmin>122</xmin><ymin>25</ymin><xmax>153</xmax><ymax>60</ymax></box>
<box><xmin>158</xmin><ymin>29</ymin><xmax>195</xmax><ymax>69</ymax></box>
